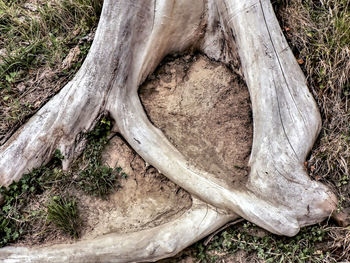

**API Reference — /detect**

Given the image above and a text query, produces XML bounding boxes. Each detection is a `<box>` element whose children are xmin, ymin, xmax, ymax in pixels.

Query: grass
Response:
<box><xmin>167</xmin><ymin>1</ymin><xmax>350</xmax><ymax>262</ymax></box>
<box><xmin>277</xmin><ymin>0</ymin><xmax>349</xmax><ymax>92</ymax></box>
<box><xmin>0</xmin><ymin>118</ymin><xmax>126</xmax><ymax>247</ymax></box>
<box><xmin>275</xmin><ymin>0</ymin><xmax>350</xmax><ymax>216</ymax></box>
<box><xmin>0</xmin><ymin>0</ymin><xmax>103</xmax><ymax>143</ymax></box>
<box><xmin>275</xmin><ymin>0</ymin><xmax>350</xmax><ymax>200</ymax></box>
<box><xmin>276</xmin><ymin>1</ymin><xmax>350</xmax><ymax>260</ymax></box>
<box><xmin>47</xmin><ymin>195</ymin><xmax>80</xmax><ymax>239</ymax></box>
<box><xmin>0</xmin><ymin>152</ymin><xmax>67</xmax><ymax>247</ymax></box>
<box><xmin>168</xmin><ymin>223</ymin><xmax>349</xmax><ymax>263</ymax></box>
<box><xmin>192</xmin><ymin>222</ymin><xmax>332</xmax><ymax>263</ymax></box>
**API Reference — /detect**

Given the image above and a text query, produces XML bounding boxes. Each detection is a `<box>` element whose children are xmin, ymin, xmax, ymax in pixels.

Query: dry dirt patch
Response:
<box><xmin>16</xmin><ymin>134</ymin><xmax>192</xmax><ymax>247</ymax></box>
<box><xmin>80</xmin><ymin>135</ymin><xmax>192</xmax><ymax>240</ymax></box>
<box><xmin>140</xmin><ymin>54</ymin><xmax>253</xmax><ymax>188</ymax></box>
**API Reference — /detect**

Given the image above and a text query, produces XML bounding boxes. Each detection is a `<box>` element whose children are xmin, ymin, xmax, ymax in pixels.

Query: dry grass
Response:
<box><xmin>169</xmin><ymin>1</ymin><xmax>350</xmax><ymax>262</ymax></box>
<box><xmin>277</xmin><ymin>1</ymin><xmax>350</xmax><ymax>211</ymax></box>
<box><xmin>0</xmin><ymin>0</ymin><xmax>102</xmax><ymax>144</ymax></box>
<box><xmin>278</xmin><ymin>1</ymin><xmax>350</xmax><ymax>260</ymax></box>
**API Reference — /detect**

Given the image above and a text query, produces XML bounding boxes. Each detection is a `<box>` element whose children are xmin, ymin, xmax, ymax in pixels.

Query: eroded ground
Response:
<box><xmin>81</xmin><ymin>135</ymin><xmax>192</xmax><ymax>240</ymax></box>
<box><xmin>16</xmin><ymin>134</ymin><xmax>192</xmax><ymax>247</ymax></box>
<box><xmin>140</xmin><ymin>54</ymin><xmax>253</xmax><ymax>188</ymax></box>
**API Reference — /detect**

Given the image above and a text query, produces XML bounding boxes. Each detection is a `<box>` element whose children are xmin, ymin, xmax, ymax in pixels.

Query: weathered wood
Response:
<box><xmin>0</xmin><ymin>0</ymin><xmax>337</xmax><ymax>261</ymax></box>
<box><xmin>0</xmin><ymin>198</ymin><xmax>235</xmax><ymax>263</ymax></box>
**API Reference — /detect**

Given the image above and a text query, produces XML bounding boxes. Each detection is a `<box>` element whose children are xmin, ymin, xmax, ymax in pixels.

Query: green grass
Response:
<box><xmin>276</xmin><ymin>0</ymin><xmax>349</xmax><ymax>92</ymax></box>
<box><xmin>0</xmin><ymin>0</ymin><xmax>102</xmax><ymax>81</ymax></box>
<box><xmin>47</xmin><ymin>195</ymin><xmax>80</xmax><ymax>239</ymax></box>
<box><xmin>0</xmin><ymin>152</ymin><xmax>67</xmax><ymax>247</ymax></box>
<box><xmin>276</xmin><ymin>0</ymin><xmax>350</xmax><ymax>213</ymax></box>
<box><xmin>167</xmin><ymin>222</ymin><xmax>350</xmax><ymax>263</ymax></box>
<box><xmin>193</xmin><ymin>222</ymin><xmax>332</xmax><ymax>263</ymax></box>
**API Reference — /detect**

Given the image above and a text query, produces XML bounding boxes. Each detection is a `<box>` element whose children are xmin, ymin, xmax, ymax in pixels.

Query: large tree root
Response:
<box><xmin>0</xmin><ymin>198</ymin><xmax>235</xmax><ymax>262</ymax></box>
<box><xmin>0</xmin><ymin>0</ymin><xmax>337</xmax><ymax>261</ymax></box>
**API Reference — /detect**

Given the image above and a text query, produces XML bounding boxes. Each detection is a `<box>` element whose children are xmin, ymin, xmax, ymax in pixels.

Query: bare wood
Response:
<box><xmin>0</xmin><ymin>199</ymin><xmax>235</xmax><ymax>263</ymax></box>
<box><xmin>0</xmin><ymin>0</ymin><xmax>337</xmax><ymax>261</ymax></box>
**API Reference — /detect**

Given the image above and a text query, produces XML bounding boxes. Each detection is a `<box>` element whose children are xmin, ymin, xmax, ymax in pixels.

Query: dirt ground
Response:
<box><xmin>16</xmin><ymin>133</ymin><xmax>192</xmax><ymax>246</ymax></box>
<box><xmin>140</xmin><ymin>54</ymin><xmax>252</xmax><ymax>188</ymax></box>
<box><xmin>81</xmin><ymin>135</ymin><xmax>192</xmax><ymax>240</ymax></box>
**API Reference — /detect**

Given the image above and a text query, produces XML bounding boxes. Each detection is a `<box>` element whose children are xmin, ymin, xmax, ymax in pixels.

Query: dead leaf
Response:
<box><xmin>61</xmin><ymin>46</ymin><xmax>81</xmax><ymax>70</ymax></box>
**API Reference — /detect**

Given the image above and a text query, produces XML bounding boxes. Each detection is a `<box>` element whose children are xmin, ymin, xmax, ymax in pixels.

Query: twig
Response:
<box><xmin>204</xmin><ymin>218</ymin><xmax>245</xmax><ymax>246</ymax></box>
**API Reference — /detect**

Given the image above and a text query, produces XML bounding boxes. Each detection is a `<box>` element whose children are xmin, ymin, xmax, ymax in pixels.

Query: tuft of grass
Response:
<box><xmin>47</xmin><ymin>195</ymin><xmax>80</xmax><ymax>239</ymax></box>
<box><xmin>0</xmin><ymin>117</ymin><xmax>127</xmax><ymax>247</ymax></box>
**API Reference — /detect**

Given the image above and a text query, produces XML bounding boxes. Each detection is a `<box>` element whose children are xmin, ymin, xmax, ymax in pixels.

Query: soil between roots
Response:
<box><xmin>140</xmin><ymin>54</ymin><xmax>253</xmax><ymax>188</ymax></box>
<box><xmin>81</xmin><ymin>135</ymin><xmax>192</xmax><ymax>240</ymax></box>
<box><xmin>17</xmin><ymin>135</ymin><xmax>192</xmax><ymax>247</ymax></box>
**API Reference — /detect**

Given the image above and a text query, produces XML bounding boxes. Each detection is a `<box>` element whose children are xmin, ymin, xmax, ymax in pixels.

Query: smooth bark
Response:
<box><xmin>0</xmin><ymin>0</ymin><xmax>336</xmax><ymax>261</ymax></box>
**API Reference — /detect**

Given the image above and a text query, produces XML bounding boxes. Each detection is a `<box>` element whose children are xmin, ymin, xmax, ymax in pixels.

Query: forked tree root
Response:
<box><xmin>0</xmin><ymin>0</ymin><xmax>336</xmax><ymax>262</ymax></box>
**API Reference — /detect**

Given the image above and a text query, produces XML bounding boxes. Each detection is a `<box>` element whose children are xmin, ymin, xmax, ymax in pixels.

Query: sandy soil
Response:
<box><xmin>140</xmin><ymin>54</ymin><xmax>253</xmax><ymax>188</ymax></box>
<box><xmin>80</xmin><ymin>135</ymin><xmax>192</xmax><ymax>240</ymax></box>
<box><xmin>18</xmin><ymin>135</ymin><xmax>192</xmax><ymax>246</ymax></box>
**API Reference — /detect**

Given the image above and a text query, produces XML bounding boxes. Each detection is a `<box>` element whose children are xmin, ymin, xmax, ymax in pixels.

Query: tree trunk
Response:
<box><xmin>0</xmin><ymin>0</ymin><xmax>337</xmax><ymax>262</ymax></box>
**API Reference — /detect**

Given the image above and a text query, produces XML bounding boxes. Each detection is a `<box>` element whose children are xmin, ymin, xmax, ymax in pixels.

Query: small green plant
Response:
<box><xmin>78</xmin><ymin>117</ymin><xmax>125</xmax><ymax>199</ymax></box>
<box><xmin>0</xmin><ymin>213</ymin><xmax>20</xmax><ymax>248</ymax></box>
<box><xmin>0</xmin><ymin>118</ymin><xmax>127</xmax><ymax>247</ymax></box>
<box><xmin>53</xmin><ymin>149</ymin><xmax>64</xmax><ymax>161</ymax></box>
<box><xmin>47</xmin><ymin>195</ymin><xmax>80</xmax><ymax>239</ymax></box>
<box><xmin>0</xmin><ymin>149</ymin><xmax>67</xmax><ymax>247</ymax></box>
<box><xmin>193</xmin><ymin>222</ymin><xmax>332</xmax><ymax>263</ymax></box>
<box><xmin>79</xmin><ymin>165</ymin><xmax>122</xmax><ymax>199</ymax></box>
